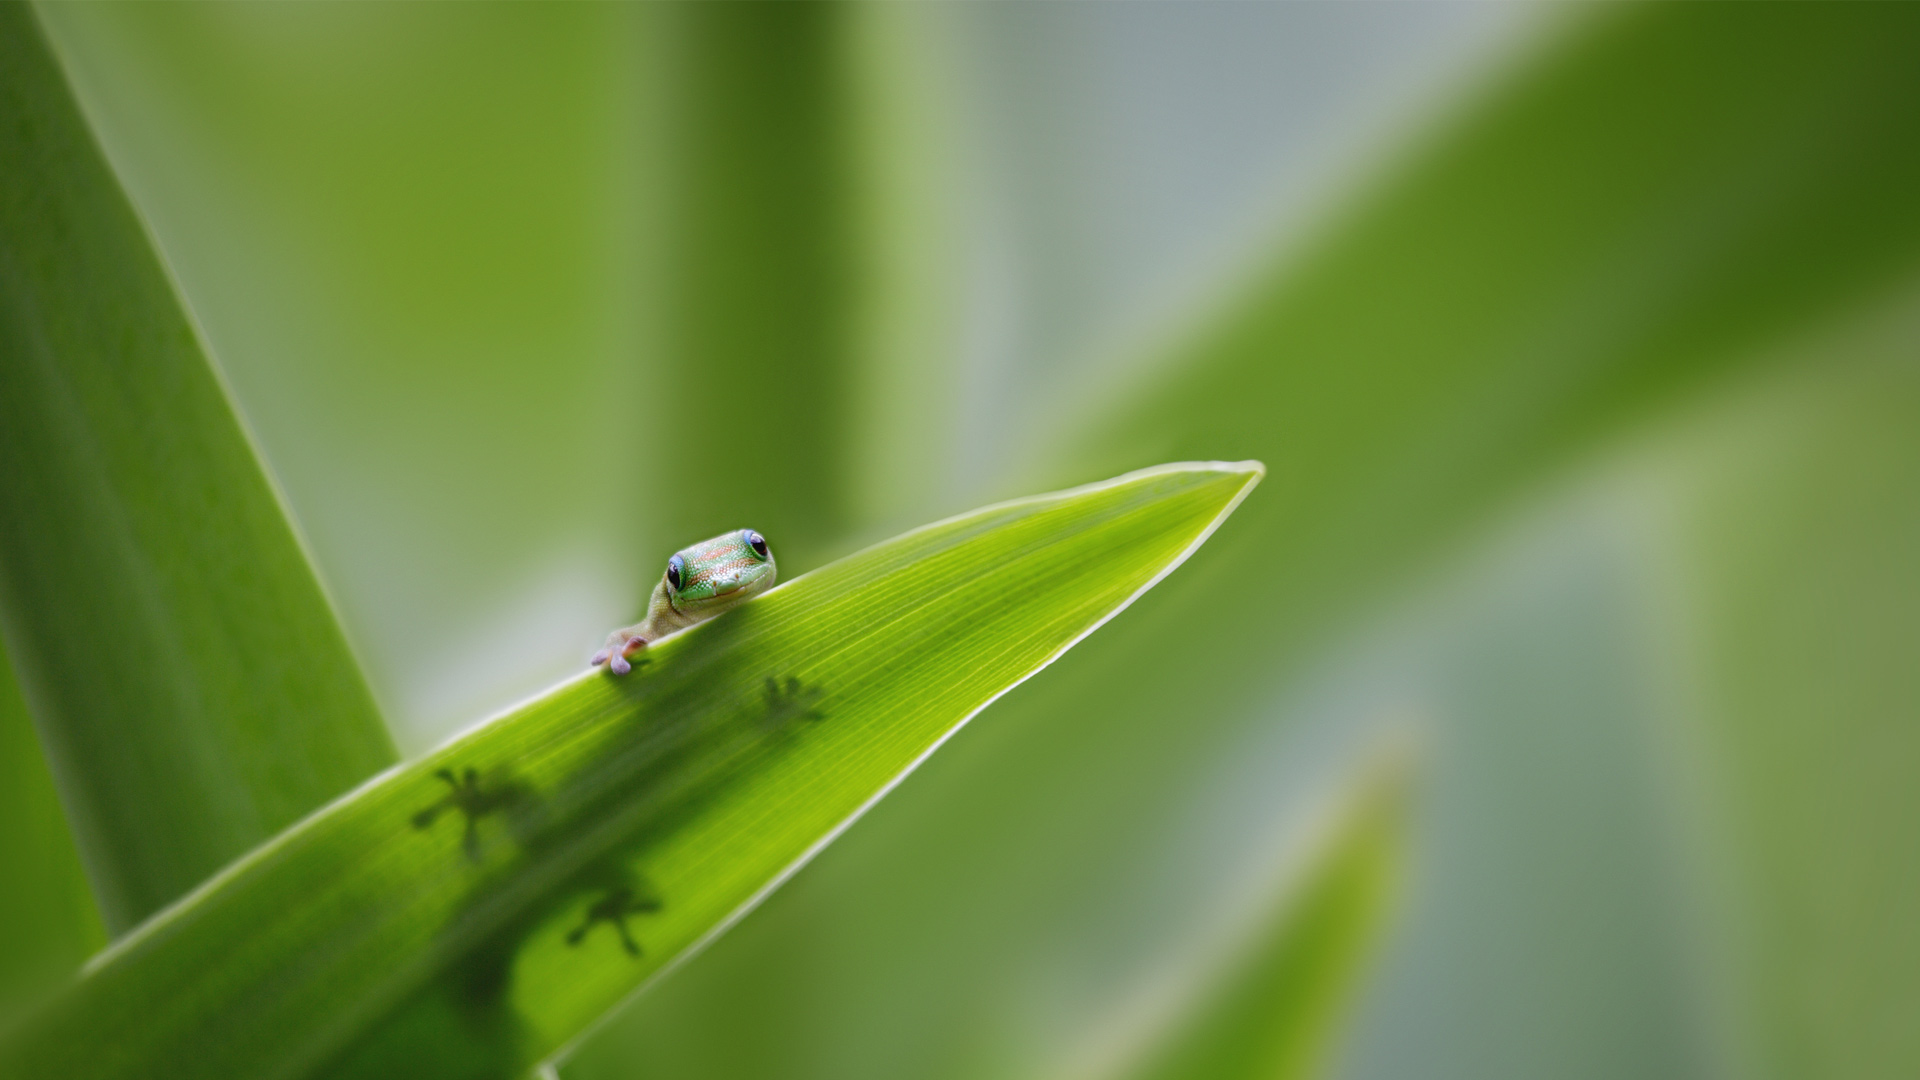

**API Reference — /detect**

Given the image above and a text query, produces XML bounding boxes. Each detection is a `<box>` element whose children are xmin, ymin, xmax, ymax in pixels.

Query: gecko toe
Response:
<box><xmin>610</xmin><ymin>655</ymin><xmax>631</xmax><ymax>676</ymax></box>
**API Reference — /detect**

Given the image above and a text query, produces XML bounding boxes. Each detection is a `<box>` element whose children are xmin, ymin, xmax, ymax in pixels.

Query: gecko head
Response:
<box><xmin>663</xmin><ymin>528</ymin><xmax>777</xmax><ymax>615</ymax></box>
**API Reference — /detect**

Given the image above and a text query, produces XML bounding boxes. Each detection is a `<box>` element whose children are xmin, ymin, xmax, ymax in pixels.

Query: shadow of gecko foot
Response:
<box><xmin>411</xmin><ymin>767</ymin><xmax>531</xmax><ymax>860</ymax></box>
<box><xmin>761</xmin><ymin>675</ymin><xmax>826</xmax><ymax>730</ymax></box>
<box><xmin>565</xmin><ymin>887</ymin><xmax>662</xmax><ymax>958</ymax></box>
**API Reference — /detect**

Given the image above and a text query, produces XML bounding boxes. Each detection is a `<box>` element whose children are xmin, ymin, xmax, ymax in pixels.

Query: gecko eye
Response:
<box><xmin>744</xmin><ymin>530</ymin><xmax>769</xmax><ymax>559</ymax></box>
<box><xmin>666</xmin><ymin>554</ymin><xmax>684</xmax><ymax>591</ymax></box>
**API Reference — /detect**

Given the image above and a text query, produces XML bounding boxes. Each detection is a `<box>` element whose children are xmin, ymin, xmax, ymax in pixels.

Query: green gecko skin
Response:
<box><xmin>591</xmin><ymin>528</ymin><xmax>776</xmax><ymax>675</ymax></box>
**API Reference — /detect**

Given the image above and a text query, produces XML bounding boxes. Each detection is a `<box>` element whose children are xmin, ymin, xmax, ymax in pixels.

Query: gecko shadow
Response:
<box><xmin>333</xmin><ymin>669</ymin><xmax>833</xmax><ymax>1078</ymax></box>
<box><xmin>409</xmin><ymin>671</ymin><xmax>828</xmax><ymax>982</ymax></box>
<box><xmin>548</xmin><ymin>674</ymin><xmax>824</xmax><ymax>964</ymax></box>
<box><xmin>564</xmin><ymin>867</ymin><xmax>663</xmax><ymax>958</ymax></box>
<box><xmin>450</xmin><ymin>855</ymin><xmax>663</xmax><ymax>1011</ymax></box>
<box><xmin>411</xmin><ymin>766</ymin><xmax>538</xmax><ymax>861</ymax></box>
<box><xmin>549</xmin><ymin>674</ymin><xmax>823</xmax><ymax>963</ymax></box>
<box><xmin>760</xmin><ymin>673</ymin><xmax>826</xmax><ymax>731</ymax></box>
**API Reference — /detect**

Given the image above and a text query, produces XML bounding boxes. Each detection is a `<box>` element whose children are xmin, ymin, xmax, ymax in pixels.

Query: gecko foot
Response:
<box><xmin>591</xmin><ymin>630</ymin><xmax>648</xmax><ymax>675</ymax></box>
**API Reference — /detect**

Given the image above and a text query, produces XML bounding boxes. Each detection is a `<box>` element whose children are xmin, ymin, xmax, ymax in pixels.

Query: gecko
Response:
<box><xmin>591</xmin><ymin>528</ymin><xmax>776</xmax><ymax>675</ymax></box>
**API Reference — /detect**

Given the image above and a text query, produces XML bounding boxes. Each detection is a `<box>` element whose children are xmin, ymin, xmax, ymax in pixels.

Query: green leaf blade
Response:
<box><xmin>0</xmin><ymin>463</ymin><xmax>1259</xmax><ymax>1080</ymax></box>
<box><xmin>641</xmin><ymin>3</ymin><xmax>863</xmax><ymax>571</ymax></box>
<box><xmin>0</xmin><ymin>2</ymin><xmax>395</xmax><ymax>931</ymax></box>
<box><xmin>1125</xmin><ymin>757</ymin><xmax>1407</xmax><ymax>1080</ymax></box>
<box><xmin>0</xmin><ymin>637</ymin><xmax>105</xmax><ymax>1029</ymax></box>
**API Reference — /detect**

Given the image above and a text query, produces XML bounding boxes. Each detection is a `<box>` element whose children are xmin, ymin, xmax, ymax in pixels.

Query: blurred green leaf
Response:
<box><xmin>1030</xmin><ymin>11</ymin><xmax>1920</xmax><ymax>1070</ymax></box>
<box><xmin>1119</xmin><ymin>757</ymin><xmax>1406</xmax><ymax>1080</ymax></box>
<box><xmin>1637</xmin><ymin>293</ymin><xmax>1920</xmax><ymax>1078</ymax></box>
<box><xmin>639</xmin><ymin>2</ymin><xmax>861</xmax><ymax>572</ymax></box>
<box><xmin>0</xmin><ymin>463</ymin><xmax>1259</xmax><ymax>1080</ymax></box>
<box><xmin>0</xmin><ymin>2</ymin><xmax>395</xmax><ymax>931</ymax></box>
<box><xmin>1063</xmin><ymin>4</ymin><xmax>1920</xmax><ymax>651</ymax></box>
<box><xmin>33</xmin><ymin>2</ymin><xmax>650</xmax><ymax>750</ymax></box>
<box><xmin>840</xmin><ymin>3</ymin><xmax>968</xmax><ymax>534</ymax></box>
<box><xmin>0</xmin><ymin>638</ymin><xmax>104</xmax><ymax>1029</ymax></box>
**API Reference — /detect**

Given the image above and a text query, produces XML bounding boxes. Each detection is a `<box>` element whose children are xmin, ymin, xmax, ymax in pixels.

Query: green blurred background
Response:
<box><xmin>8</xmin><ymin>3</ymin><xmax>1920</xmax><ymax>1077</ymax></box>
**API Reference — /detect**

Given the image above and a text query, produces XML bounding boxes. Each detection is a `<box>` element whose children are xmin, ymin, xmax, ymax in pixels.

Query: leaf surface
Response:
<box><xmin>0</xmin><ymin>638</ymin><xmax>103</xmax><ymax>1028</ymax></box>
<box><xmin>0</xmin><ymin>463</ymin><xmax>1259</xmax><ymax>1080</ymax></box>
